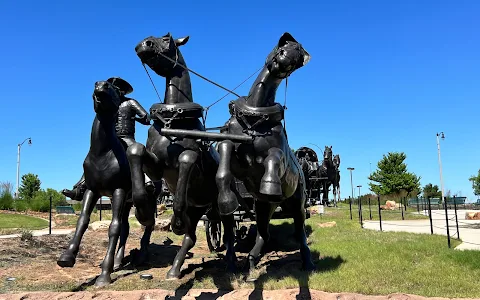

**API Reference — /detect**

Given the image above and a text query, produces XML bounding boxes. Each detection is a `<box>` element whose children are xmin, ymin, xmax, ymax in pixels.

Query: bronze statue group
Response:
<box><xmin>58</xmin><ymin>32</ymin><xmax>327</xmax><ymax>287</ymax></box>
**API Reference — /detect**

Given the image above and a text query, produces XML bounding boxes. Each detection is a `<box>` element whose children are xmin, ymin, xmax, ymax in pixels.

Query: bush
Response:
<box><xmin>73</xmin><ymin>202</ymin><xmax>83</xmax><ymax>211</ymax></box>
<box><xmin>0</xmin><ymin>182</ymin><xmax>14</xmax><ymax>210</ymax></box>
<box><xmin>14</xmin><ymin>199</ymin><xmax>29</xmax><ymax>212</ymax></box>
<box><xmin>29</xmin><ymin>191</ymin><xmax>51</xmax><ymax>212</ymax></box>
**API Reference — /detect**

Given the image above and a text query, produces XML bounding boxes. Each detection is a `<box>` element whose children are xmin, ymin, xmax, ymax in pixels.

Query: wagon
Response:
<box><xmin>200</xmin><ymin>178</ymin><xmax>312</xmax><ymax>252</ymax></box>
<box><xmin>295</xmin><ymin>147</ymin><xmax>329</xmax><ymax>206</ymax></box>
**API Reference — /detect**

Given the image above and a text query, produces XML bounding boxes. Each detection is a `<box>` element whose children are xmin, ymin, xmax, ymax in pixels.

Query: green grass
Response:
<box><xmin>0</xmin><ymin>213</ymin><xmax>49</xmax><ymax>230</ymax></box>
<box><xmin>328</xmin><ymin>203</ymin><xmax>429</xmax><ymax>221</ymax></box>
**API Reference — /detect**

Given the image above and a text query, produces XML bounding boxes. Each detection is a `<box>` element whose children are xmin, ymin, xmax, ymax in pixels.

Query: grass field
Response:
<box><xmin>2</xmin><ymin>206</ymin><xmax>480</xmax><ymax>298</ymax></box>
<box><xmin>0</xmin><ymin>212</ymin><xmax>49</xmax><ymax>234</ymax></box>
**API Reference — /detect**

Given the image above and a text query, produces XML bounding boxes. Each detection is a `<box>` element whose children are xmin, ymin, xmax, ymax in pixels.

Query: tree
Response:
<box><xmin>18</xmin><ymin>173</ymin><xmax>41</xmax><ymax>200</ymax></box>
<box><xmin>368</xmin><ymin>152</ymin><xmax>421</xmax><ymax>196</ymax></box>
<box><xmin>422</xmin><ymin>183</ymin><xmax>442</xmax><ymax>199</ymax></box>
<box><xmin>468</xmin><ymin>169</ymin><xmax>480</xmax><ymax>196</ymax></box>
<box><xmin>29</xmin><ymin>189</ymin><xmax>67</xmax><ymax>212</ymax></box>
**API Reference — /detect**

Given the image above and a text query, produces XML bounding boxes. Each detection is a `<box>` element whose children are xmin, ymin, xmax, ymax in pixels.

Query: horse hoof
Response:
<box><xmin>57</xmin><ymin>252</ymin><xmax>76</xmax><ymax>268</ymax></box>
<box><xmin>165</xmin><ymin>270</ymin><xmax>181</xmax><ymax>280</ymax></box>
<box><xmin>259</xmin><ymin>180</ymin><xmax>282</xmax><ymax>196</ymax></box>
<box><xmin>171</xmin><ymin>216</ymin><xmax>187</xmax><ymax>235</ymax></box>
<box><xmin>217</xmin><ymin>192</ymin><xmax>239</xmax><ymax>215</ymax></box>
<box><xmin>95</xmin><ymin>274</ymin><xmax>112</xmax><ymax>287</ymax></box>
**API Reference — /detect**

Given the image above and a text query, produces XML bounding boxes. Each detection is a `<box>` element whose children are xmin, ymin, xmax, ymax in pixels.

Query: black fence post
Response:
<box><xmin>359</xmin><ymin>196</ymin><xmax>363</xmax><ymax>228</ymax></box>
<box><xmin>49</xmin><ymin>195</ymin><xmax>52</xmax><ymax>235</ymax></box>
<box><xmin>368</xmin><ymin>198</ymin><xmax>372</xmax><ymax>220</ymax></box>
<box><xmin>416</xmin><ymin>197</ymin><xmax>420</xmax><ymax>213</ymax></box>
<box><xmin>404</xmin><ymin>197</ymin><xmax>407</xmax><ymax>211</ymax></box>
<box><xmin>349</xmin><ymin>197</ymin><xmax>352</xmax><ymax>220</ymax></box>
<box><xmin>401</xmin><ymin>197</ymin><xmax>405</xmax><ymax>220</ymax></box>
<box><xmin>453</xmin><ymin>196</ymin><xmax>460</xmax><ymax>240</ymax></box>
<box><xmin>443</xmin><ymin>196</ymin><xmax>451</xmax><ymax>248</ymax></box>
<box><xmin>377</xmin><ymin>196</ymin><xmax>382</xmax><ymax>232</ymax></box>
<box><xmin>427</xmin><ymin>197</ymin><xmax>433</xmax><ymax>235</ymax></box>
<box><xmin>99</xmin><ymin>197</ymin><xmax>102</xmax><ymax>221</ymax></box>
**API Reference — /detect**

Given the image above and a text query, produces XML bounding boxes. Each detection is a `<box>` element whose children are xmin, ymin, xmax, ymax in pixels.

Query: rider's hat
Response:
<box><xmin>107</xmin><ymin>77</ymin><xmax>134</xmax><ymax>95</ymax></box>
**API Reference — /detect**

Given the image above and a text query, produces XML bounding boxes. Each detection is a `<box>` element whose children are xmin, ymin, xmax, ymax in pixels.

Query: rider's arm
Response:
<box><xmin>130</xmin><ymin>99</ymin><xmax>151</xmax><ymax>125</ymax></box>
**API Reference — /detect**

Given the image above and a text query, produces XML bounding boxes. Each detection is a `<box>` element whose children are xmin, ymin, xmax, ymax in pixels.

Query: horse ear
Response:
<box><xmin>278</xmin><ymin>32</ymin><xmax>298</xmax><ymax>47</ymax></box>
<box><xmin>174</xmin><ymin>36</ymin><xmax>190</xmax><ymax>47</ymax></box>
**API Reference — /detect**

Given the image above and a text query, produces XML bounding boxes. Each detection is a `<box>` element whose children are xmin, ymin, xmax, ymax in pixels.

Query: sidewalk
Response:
<box><xmin>0</xmin><ymin>228</ymin><xmax>76</xmax><ymax>239</ymax></box>
<box><xmin>363</xmin><ymin>209</ymin><xmax>480</xmax><ymax>250</ymax></box>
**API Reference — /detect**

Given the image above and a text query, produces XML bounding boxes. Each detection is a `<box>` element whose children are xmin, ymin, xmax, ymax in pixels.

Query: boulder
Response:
<box><xmin>465</xmin><ymin>212</ymin><xmax>480</xmax><ymax>220</ymax></box>
<box><xmin>88</xmin><ymin>220</ymin><xmax>111</xmax><ymax>231</ymax></box>
<box><xmin>385</xmin><ymin>201</ymin><xmax>396</xmax><ymax>210</ymax></box>
<box><xmin>317</xmin><ymin>221</ymin><xmax>336</xmax><ymax>228</ymax></box>
<box><xmin>142</xmin><ymin>218</ymin><xmax>171</xmax><ymax>231</ymax></box>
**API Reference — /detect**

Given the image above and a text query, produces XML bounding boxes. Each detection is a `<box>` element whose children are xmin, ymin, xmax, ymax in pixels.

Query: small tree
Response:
<box><xmin>368</xmin><ymin>152</ymin><xmax>421</xmax><ymax>197</ymax></box>
<box><xmin>468</xmin><ymin>169</ymin><xmax>480</xmax><ymax>197</ymax></box>
<box><xmin>422</xmin><ymin>183</ymin><xmax>442</xmax><ymax>199</ymax></box>
<box><xmin>0</xmin><ymin>181</ymin><xmax>14</xmax><ymax>210</ymax></box>
<box><xmin>18</xmin><ymin>173</ymin><xmax>41</xmax><ymax>200</ymax></box>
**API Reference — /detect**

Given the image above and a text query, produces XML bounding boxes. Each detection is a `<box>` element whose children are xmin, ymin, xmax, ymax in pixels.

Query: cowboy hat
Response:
<box><xmin>106</xmin><ymin>77</ymin><xmax>134</xmax><ymax>95</ymax></box>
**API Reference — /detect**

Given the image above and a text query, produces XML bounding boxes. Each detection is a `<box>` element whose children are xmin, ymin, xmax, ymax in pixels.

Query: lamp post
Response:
<box><xmin>357</xmin><ymin>185</ymin><xmax>362</xmax><ymax>198</ymax></box>
<box><xmin>347</xmin><ymin>167</ymin><xmax>355</xmax><ymax>201</ymax></box>
<box><xmin>436</xmin><ymin>132</ymin><xmax>445</xmax><ymax>203</ymax></box>
<box><xmin>16</xmin><ymin>137</ymin><xmax>32</xmax><ymax>198</ymax></box>
<box><xmin>357</xmin><ymin>184</ymin><xmax>363</xmax><ymax>225</ymax></box>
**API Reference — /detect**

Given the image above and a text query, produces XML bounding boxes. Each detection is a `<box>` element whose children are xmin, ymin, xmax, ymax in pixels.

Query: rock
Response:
<box><xmin>465</xmin><ymin>212</ymin><xmax>480</xmax><ymax>220</ymax></box>
<box><xmin>141</xmin><ymin>218</ymin><xmax>171</xmax><ymax>231</ymax></box>
<box><xmin>88</xmin><ymin>220</ymin><xmax>111</xmax><ymax>231</ymax></box>
<box><xmin>317</xmin><ymin>221</ymin><xmax>336</xmax><ymax>228</ymax></box>
<box><xmin>157</xmin><ymin>204</ymin><xmax>166</xmax><ymax>212</ymax></box>
<box><xmin>385</xmin><ymin>201</ymin><xmax>396</xmax><ymax>210</ymax></box>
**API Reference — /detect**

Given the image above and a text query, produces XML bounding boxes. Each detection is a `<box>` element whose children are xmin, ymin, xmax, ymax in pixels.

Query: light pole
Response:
<box><xmin>357</xmin><ymin>185</ymin><xmax>362</xmax><ymax>198</ymax></box>
<box><xmin>436</xmin><ymin>132</ymin><xmax>445</xmax><ymax>203</ymax></box>
<box><xmin>347</xmin><ymin>167</ymin><xmax>355</xmax><ymax>201</ymax></box>
<box><xmin>16</xmin><ymin>137</ymin><xmax>32</xmax><ymax>198</ymax></box>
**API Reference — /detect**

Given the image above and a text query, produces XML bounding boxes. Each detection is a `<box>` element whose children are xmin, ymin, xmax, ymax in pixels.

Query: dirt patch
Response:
<box><xmin>1</xmin><ymin>289</ymin><xmax>477</xmax><ymax>300</ymax></box>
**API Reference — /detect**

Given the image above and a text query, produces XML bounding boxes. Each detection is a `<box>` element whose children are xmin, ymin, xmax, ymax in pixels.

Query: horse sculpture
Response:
<box><xmin>332</xmin><ymin>154</ymin><xmax>341</xmax><ymax>203</ymax></box>
<box><xmin>214</xmin><ymin>32</ymin><xmax>315</xmax><ymax>280</ymax></box>
<box><xmin>295</xmin><ymin>147</ymin><xmax>322</xmax><ymax>204</ymax></box>
<box><xmin>318</xmin><ymin>146</ymin><xmax>340</xmax><ymax>206</ymax></box>
<box><xmin>57</xmin><ymin>79</ymin><xmax>155</xmax><ymax>287</ymax></box>
<box><xmin>127</xmin><ymin>33</ymin><xmax>236</xmax><ymax>279</ymax></box>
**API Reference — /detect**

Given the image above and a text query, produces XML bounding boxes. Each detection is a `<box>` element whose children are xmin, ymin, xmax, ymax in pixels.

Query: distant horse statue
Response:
<box><xmin>332</xmin><ymin>154</ymin><xmax>341</xmax><ymax>204</ymax></box>
<box><xmin>127</xmin><ymin>33</ymin><xmax>236</xmax><ymax>279</ymax></box>
<box><xmin>214</xmin><ymin>32</ymin><xmax>315</xmax><ymax>280</ymax></box>
<box><xmin>57</xmin><ymin>79</ymin><xmax>155</xmax><ymax>287</ymax></box>
<box><xmin>318</xmin><ymin>146</ymin><xmax>338</xmax><ymax>206</ymax></box>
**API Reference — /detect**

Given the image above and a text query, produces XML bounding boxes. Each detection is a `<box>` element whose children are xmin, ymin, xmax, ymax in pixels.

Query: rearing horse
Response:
<box><xmin>214</xmin><ymin>32</ymin><xmax>315</xmax><ymax>280</ymax></box>
<box><xmin>127</xmin><ymin>33</ymin><xmax>236</xmax><ymax>279</ymax></box>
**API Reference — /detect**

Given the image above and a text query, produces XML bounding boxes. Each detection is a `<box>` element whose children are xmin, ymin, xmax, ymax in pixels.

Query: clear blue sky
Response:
<box><xmin>1</xmin><ymin>1</ymin><xmax>479</xmax><ymax>201</ymax></box>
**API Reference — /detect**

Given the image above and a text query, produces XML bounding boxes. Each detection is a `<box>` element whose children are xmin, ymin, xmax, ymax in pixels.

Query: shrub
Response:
<box><xmin>14</xmin><ymin>199</ymin><xmax>29</xmax><ymax>212</ymax></box>
<box><xmin>0</xmin><ymin>182</ymin><xmax>14</xmax><ymax>210</ymax></box>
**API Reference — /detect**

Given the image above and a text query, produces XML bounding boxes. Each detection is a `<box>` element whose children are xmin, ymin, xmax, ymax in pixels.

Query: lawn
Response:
<box><xmin>0</xmin><ymin>212</ymin><xmax>48</xmax><ymax>233</ymax></box>
<box><xmin>2</xmin><ymin>206</ymin><xmax>480</xmax><ymax>298</ymax></box>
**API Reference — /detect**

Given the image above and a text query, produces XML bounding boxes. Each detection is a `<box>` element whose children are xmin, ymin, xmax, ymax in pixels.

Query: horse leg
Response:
<box><xmin>95</xmin><ymin>188</ymin><xmax>127</xmax><ymax>287</ymax></box>
<box><xmin>215</xmin><ymin>140</ymin><xmax>239</xmax><ymax>215</ymax></box>
<box><xmin>166</xmin><ymin>206</ymin><xmax>205</xmax><ymax>280</ymax></box>
<box><xmin>288</xmin><ymin>183</ymin><xmax>315</xmax><ymax>271</ymax></box>
<box><xmin>114</xmin><ymin>201</ymin><xmax>133</xmax><ymax>270</ymax></box>
<box><xmin>221</xmin><ymin>213</ymin><xmax>237</xmax><ymax>273</ymax></box>
<box><xmin>126</xmin><ymin>142</ymin><xmax>156</xmax><ymax>227</ymax></box>
<box><xmin>260</xmin><ymin>147</ymin><xmax>285</xmax><ymax>196</ymax></box>
<box><xmin>57</xmin><ymin>189</ymin><xmax>98</xmax><ymax>267</ymax></box>
<box><xmin>170</xmin><ymin>149</ymin><xmax>198</xmax><ymax>235</ymax></box>
<box><xmin>133</xmin><ymin>181</ymin><xmax>158</xmax><ymax>266</ymax></box>
<box><xmin>246</xmin><ymin>201</ymin><xmax>277</xmax><ymax>282</ymax></box>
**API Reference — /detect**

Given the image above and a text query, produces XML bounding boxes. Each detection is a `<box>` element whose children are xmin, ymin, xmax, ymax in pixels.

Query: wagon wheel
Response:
<box><xmin>205</xmin><ymin>220</ymin><xmax>222</xmax><ymax>253</ymax></box>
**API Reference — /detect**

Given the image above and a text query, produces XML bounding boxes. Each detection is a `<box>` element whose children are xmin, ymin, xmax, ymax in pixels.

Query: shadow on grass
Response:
<box><xmin>71</xmin><ymin>240</ymin><xmax>181</xmax><ymax>291</ymax></box>
<box><xmin>166</xmin><ymin>221</ymin><xmax>344</xmax><ymax>300</ymax></box>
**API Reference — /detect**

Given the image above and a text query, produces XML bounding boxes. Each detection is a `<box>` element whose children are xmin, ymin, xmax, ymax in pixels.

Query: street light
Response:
<box><xmin>436</xmin><ymin>132</ymin><xmax>445</xmax><ymax>203</ymax></box>
<box><xmin>357</xmin><ymin>185</ymin><xmax>362</xmax><ymax>198</ymax></box>
<box><xmin>16</xmin><ymin>137</ymin><xmax>32</xmax><ymax>198</ymax></box>
<box><xmin>347</xmin><ymin>167</ymin><xmax>355</xmax><ymax>201</ymax></box>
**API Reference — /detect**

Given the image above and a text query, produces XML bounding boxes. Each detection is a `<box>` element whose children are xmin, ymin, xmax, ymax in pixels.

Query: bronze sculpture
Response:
<box><xmin>213</xmin><ymin>32</ymin><xmax>315</xmax><ymax>280</ymax></box>
<box><xmin>128</xmin><ymin>33</ymin><xmax>237</xmax><ymax>279</ymax></box>
<box><xmin>318</xmin><ymin>146</ymin><xmax>341</xmax><ymax>206</ymax></box>
<box><xmin>57</xmin><ymin>78</ymin><xmax>157</xmax><ymax>287</ymax></box>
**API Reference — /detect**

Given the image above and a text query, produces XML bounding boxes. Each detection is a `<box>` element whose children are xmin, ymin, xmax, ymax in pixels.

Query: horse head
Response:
<box><xmin>333</xmin><ymin>154</ymin><xmax>341</xmax><ymax>169</ymax></box>
<box><xmin>93</xmin><ymin>78</ymin><xmax>123</xmax><ymax>115</ymax></box>
<box><xmin>323</xmin><ymin>146</ymin><xmax>333</xmax><ymax>161</ymax></box>
<box><xmin>135</xmin><ymin>32</ymin><xmax>190</xmax><ymax>78</ymax></box>
<box><xmin>265</xmin><ymin>32</ymin><xmax>311</xmax><ymax>79</ymax></box>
